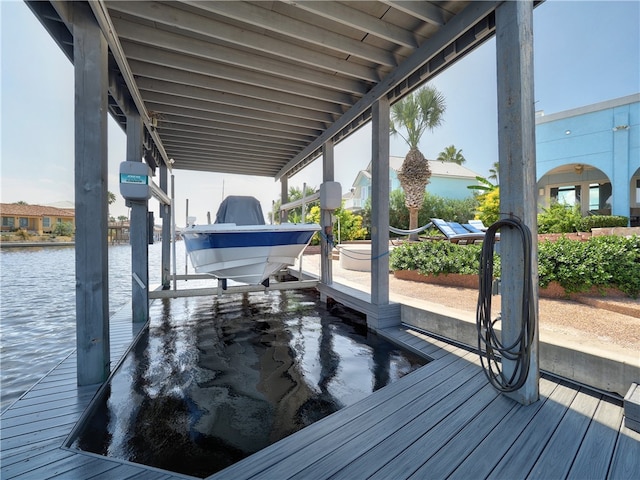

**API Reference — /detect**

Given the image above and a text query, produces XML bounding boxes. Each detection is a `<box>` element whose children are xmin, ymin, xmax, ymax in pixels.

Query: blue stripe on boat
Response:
<box><xmin>184</xmin><ymin>230</ymin><xmax>316</xmax><ymax>252</ymax></box>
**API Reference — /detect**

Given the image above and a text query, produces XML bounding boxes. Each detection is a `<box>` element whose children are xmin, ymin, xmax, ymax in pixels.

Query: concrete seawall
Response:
<box><xmin>401</xmin><ymin>300</ymin><xmax>639</xmax><ymax>397</ymax></box>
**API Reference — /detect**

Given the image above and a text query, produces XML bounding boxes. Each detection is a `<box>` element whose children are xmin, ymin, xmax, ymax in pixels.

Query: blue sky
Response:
<box><xmin>1</xmin><ymin>0</ymin><xmax>639</xmax><ymax>225</ymax></box>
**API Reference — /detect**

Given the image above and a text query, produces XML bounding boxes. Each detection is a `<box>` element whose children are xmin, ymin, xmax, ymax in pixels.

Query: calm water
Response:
<box><xmin>1</xmin><ymin>241</ymin><xmax>426</xmax><ymax>477</ymax></box>
<box><xmin>70</xmin><ymin>289</ymin><xmax>425</xmax><ymax>478</ymax></box>
<box><xmin>0</xmin><ymin>242</ymin><xmax>189</xmax><ymax>411</ymax></box>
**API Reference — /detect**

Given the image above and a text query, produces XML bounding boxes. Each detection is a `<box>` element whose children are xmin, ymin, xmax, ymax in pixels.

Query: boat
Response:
<box><xmin>181</xmin><ymin>196</ymin><xmax>320</xmax><ymax>286</ymax></box>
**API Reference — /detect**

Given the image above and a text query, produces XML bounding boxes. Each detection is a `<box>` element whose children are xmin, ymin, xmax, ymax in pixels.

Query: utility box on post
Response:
<box><xmin>320</xmin><ymin>181</ymin><xmax>342</xmax><ymax>210</ymax></box>
<box><xmin>119</xmin><ymin>161</ymin><xmax>152</xmax><ymax>201</ymax></box>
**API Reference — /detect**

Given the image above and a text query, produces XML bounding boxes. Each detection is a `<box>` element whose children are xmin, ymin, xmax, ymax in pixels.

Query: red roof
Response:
<box><xmin>0</xmin><ymin>203</ymin><xmax>75</xmax><ymax>218</ymax></box>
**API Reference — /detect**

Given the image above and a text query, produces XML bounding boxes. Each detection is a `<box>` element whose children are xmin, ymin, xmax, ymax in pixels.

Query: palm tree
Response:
<box><xmin>390</xmin><ymin>85</ymin><xmax>446</xmax><ymax>240</ymax></box>
<box><xmin>437</xmin><ymin>145</ymin><xmax>466</xmax><ymax>165</ymax></box>
<box><xmin>488</xmin><ymin>161</ymin><xmax>499</xmax><ymax>184</ymax></box>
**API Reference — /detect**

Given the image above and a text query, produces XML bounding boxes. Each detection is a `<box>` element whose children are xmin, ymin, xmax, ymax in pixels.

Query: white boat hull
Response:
<box><xmin>182</xmin><ymin>223</ymin><xmax>320</xmax><ymax>285</ymax></box>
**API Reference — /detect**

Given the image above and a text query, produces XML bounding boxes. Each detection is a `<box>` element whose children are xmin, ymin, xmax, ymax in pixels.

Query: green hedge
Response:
<box><xmin>390</xmin><ymin>235</ymin><xmax>640</xmax><ymax>298</ymax></box>
<box><xmin>577</xmin><ymin>215</ymin><xmax>628</xmax><ymax>231</ymax></box>
<box><xmin>538</xmin><ymin>235</ymin><xmax>640</xmax><ymax>296</ymax></box>
<box><xmin>389</xmin><ymin>241</ymin><xmax>501</xmax><ymax>276</ymax></box>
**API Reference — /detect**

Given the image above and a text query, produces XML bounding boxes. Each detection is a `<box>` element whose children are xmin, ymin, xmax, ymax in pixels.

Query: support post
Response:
<box><xmin>160</xmin><ymin>163</ymin><xmax>171</xmax><ymax>288</ymax></box>
<box><xmin>280</xmin><ymin>177</ymin><xmax>288</xmax><ymax>224</ymax></box>
<box><xmin>496</xmin><ymin>0</ymin><xmax>539</xmax><ymax>404</ymax></box>
<box><xmin>371</xmin><ymin>98</ymin><xmax>390</xmax><ymax>308</ymax></box>
<box><xmin>127</xmin><ymin>112</ymin><xmax>149</xmax><ymax>323</ymax></box>
<box><xmin>321</xmin><ymin>140</ymin><xmax>335</xmax><ymax>285</ymax></box>
<box><xmin>74</xmin><ymin>3</ymin><xmax>110</xmax><ymax>386</ymax></box>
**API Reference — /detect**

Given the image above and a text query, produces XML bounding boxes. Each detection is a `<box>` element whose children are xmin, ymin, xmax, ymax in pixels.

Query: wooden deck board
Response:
<box><xmin>368</xmin><ymin>383</ymin><xmax>500</xmax><ymax>480</ymax></box>
<box><xmin>212</xmin><ymin>353</ymin><xmax>477</xmax><ymax>479</ymax></box>
<box><xmin>0</xmin><ymin>303</ymin><xmax>145</xmax><ymax>479</ymax></box>
<box><xmin>324</xmin><ymin>378</ymin><xmax>494</xmax><ymax>480</ymax></box>
<box><xmin>567</xmin><ymin>396</ymin><xmax>623</xmax><ymax>479</ymax></box>
<box><xmin>484</xmin><ymin>381</ymin><xmax>580</xmax><ymax>479</ymax></box>
<box><xmin>274</xmin><ymin>367</ymin><xmax>489</xmax><ymax>479</ymax></box>
<box><xmin>527</xmin><ymin>388</ymin><xmax>602</xmax><ymax>479</ymax></box>
<box><xmin>406</xmin><ymin>390</ymin><xmax>519</xmax><ymax>478</ymax></box>
<box><xmin>608</xmin><ymin>424</ymin><xmax>640</xmax><ymax>479</ymax></box>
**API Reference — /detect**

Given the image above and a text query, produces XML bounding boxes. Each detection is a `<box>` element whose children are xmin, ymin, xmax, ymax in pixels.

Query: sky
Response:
<box><xmin>1</xmin><ymin>0</ymin><xmax>639</xmax><ymax>226</ymax></box>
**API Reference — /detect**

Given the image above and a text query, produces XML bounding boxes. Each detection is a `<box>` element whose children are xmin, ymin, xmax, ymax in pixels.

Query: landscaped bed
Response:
<box><xmin>389</xmin><ymin>234</ymin><xmax>640</xmax><ymax>298</ymax></box>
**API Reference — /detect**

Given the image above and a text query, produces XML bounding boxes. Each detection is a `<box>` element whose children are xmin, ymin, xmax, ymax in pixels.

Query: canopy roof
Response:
<box><xmin>27</xmin><ymin>1</ymin><xmax>505</xmax><ymax>180</ymax></box>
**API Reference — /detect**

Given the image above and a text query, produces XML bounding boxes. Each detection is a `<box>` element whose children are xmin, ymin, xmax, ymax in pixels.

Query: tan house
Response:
<box><xmin>0</xmin><ymin>203</ymin><xmax>75</xmax><ymax>235</ymax></box>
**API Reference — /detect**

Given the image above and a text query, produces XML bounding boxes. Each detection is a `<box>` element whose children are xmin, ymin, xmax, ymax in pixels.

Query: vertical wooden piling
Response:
<box><xmin>321</xmin><ymin>140</ymin><xmax>335</xmax><ymax>285</ymax></box>
<box><xmin>74</xmin><ymin>3</ymin><xmax>110</xmax><ymax>386</ymax></box>
<box><xmin>370</xmin><ymin>97</ymin><xmax>395</xmax><ymax>328</ymax></box>
<box><xmin>495</xmin><ymin>0</ymin><xmax>540</xmax><ymax>404</ymax></box>
<box><xmin>127</xmin><ymin>112</ymin><xmax>149</xmax><ymax>323</ymax></box>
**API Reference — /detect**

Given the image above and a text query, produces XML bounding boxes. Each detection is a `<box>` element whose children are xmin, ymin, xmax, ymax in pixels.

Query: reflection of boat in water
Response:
<box><xmin>182</xmin><ymin>196</ymin><xmax>320</xmax><ymax>285</ymax></box>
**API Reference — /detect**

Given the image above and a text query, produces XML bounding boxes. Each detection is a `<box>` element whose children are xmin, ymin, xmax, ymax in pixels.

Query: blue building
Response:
<box><xmin>344</xmin><ymin>156</ymin><xmax>481</xmax><ymax>211</ymax></box>
<box><xmin>536</xmin><ymin>94</ymin><xmax>640</xmax><ymax>225</ymax></box>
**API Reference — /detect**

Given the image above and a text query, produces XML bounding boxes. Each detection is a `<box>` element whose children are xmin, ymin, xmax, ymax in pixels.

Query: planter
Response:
<box><xmin>538</xmin><ymin>232</ymin><xmax>591</xmax><ymax>242</ymax></box>
<box><xmin>393</xmin><ymin>271</ymin><xmax>629</xmax><ymax>299</ymax></box>
<box><xmin>539</xmin><ymin>281</ymin><xmax>628</xmax><ymax>299</ymax></box>
<box><xmin>339</xmin><ymin>244</ymin><xmax>372</xmax><ymax>272</ymax></box>
<box><xmin>393</xmin><ymin>270</ymin><xmax>479</xmax><ymax>289</ymax></box>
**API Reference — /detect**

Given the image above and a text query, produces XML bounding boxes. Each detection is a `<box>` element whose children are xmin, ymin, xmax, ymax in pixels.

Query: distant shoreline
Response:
<box><xmin>0</xmin><ymin>241</ymin><xmax>75</xmax><ymax>248</ymax></box>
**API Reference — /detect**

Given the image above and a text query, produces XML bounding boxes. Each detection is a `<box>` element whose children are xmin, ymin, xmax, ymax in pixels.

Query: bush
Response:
<box><xmin>537</xmin><ymin>202</ymin><xmax>582</xmax><ymax>233</ymax></box>
<box><xmin>52</xmin><ymin>222</ymin><xmax>74</xmax><ymax>237</ymax></box>
<box><xmin>15</xmin><ymin>228</ymin><xmax>30</xmax><ymax>240</ymax></box>
<box><xmin>391</xmin><ymin>235</ymin><xmax>639</xmax><ymax>298</ymax></box>
<box><xmin>475</xmin><ymin>187</ymin><xmax>500</xmax><ymax>226</ymax></box>
<box><xmin>577</xmin><ymin>215</ymin><xmax>628</xmax><ymax>231</ymax></box>
<box><xmin>306</xmin><ymin>205</ymin><xmax>367</xmax><ymax>245</ymax></box>
<box><xmin>390</xmin><ymin>241</ymin><xmax>501</xmax><ymax>277</ymax></box>
<box><xmin>538</xmin><ymin>235</ymin><xmax>640</xmax><ymax>297</ymax></box>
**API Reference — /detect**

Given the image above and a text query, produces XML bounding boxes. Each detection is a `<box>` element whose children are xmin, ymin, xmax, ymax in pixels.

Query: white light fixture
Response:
<box><xmin>565</xmin><ymin>130</ymin><xmax>571</xmax><ymax>135</ymax></box>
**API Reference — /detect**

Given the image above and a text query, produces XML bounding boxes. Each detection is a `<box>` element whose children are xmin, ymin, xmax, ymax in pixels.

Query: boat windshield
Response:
<box><xmin>215</xmin><ymin>196</ymin><xmax>266</xmax><ymax>225</ymax></box>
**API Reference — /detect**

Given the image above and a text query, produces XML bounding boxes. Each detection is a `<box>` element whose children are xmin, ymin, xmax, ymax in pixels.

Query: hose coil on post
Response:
<box><xmin>476</xmin><ymin>217</ymin><xmax>535</xmax><ymax>392</ymax></box>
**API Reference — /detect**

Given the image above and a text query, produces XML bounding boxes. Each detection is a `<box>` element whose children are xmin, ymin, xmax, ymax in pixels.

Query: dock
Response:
<box><xmin>2</xmin><ymin>293</ymin><xmax>638</xmax><ymax>479</ymax></box>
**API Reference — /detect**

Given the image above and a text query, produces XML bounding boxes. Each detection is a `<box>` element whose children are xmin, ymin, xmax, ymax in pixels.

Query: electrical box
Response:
<box><xmin>320</xmin><ymin>181</ymin><xmax>342</xmax><ymax>210</ymax></box>
<box><xmin>119</xmin><ymin>161</ymin><xmax>152</xmax><ymax>200</ymax></box>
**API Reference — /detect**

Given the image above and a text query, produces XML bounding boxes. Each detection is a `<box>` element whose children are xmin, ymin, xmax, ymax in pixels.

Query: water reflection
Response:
<box><xmin>72</xmin><ymin>289</ymin><xmax>426</xmax><ymax>478</ymax></box>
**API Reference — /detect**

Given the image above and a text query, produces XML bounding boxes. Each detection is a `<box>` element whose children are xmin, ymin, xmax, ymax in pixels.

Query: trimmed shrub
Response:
<box><xmin>538</xmin><ymin>235</ymin><xmax>640</xmax><ymax>297</ymax></box>
<box><xmin>389</xmin><ymin>241</ymin><xmax>501</xmax><ymax>277</ymax></box>
<box><xmin>577</xmin><ymin>215</ymin><xmax>628</xmax><ymax>231</ymax></box>
<box><xmin>391</xmin><ymin>235</ymin><xmax>639</xmax><ymax>298</ymax></box>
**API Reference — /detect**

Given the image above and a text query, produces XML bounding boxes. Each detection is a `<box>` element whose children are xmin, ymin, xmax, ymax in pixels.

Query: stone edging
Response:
<box><xmin>393</xmin><ymin>270</ymin><xmax>629</xmax><ymax>300</ymax></box>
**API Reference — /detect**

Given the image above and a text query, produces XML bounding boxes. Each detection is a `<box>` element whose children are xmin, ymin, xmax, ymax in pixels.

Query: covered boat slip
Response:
<box><xmin>27</xmin><ymin>0</ymin><xmax>545</xmax><ymax>398</ymax></box>
<box><xmin>8</xmin><ymin>0</ymin><xmax>638</xmax><ymax>477</ymax></box>
<box><xmin>1</xmin><ymin>307</ymin><xmax>638</xmax><ymax>479</ymax></box>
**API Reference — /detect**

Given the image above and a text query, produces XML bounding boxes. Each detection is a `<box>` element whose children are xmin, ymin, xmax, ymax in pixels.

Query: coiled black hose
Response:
<box><xmin>476</xmin><ymin>217</ymin><xmax>536</xmax><ymax>392</ymax></box>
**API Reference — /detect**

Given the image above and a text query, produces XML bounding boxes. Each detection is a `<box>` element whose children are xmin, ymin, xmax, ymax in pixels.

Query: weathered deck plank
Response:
<box><xmin>275</xmin><ymin>367</ymin><xmax>489</xmax><ymax>479</ymax></box>
<box><xmin>527</xmin><ymin>388</ymin><xmax>602</xmax><ymax>479</ymax></box>
<box><xmin>406</xmin><ymin>389</ymin><xmax>520</xmax><ymax>478</ymax></box>
<box><xmin>484</xmin><ymin>380</ymin><xmax>579</xmax><ymax>479</ymax></box>
<box><xmin>608</xmin><ymin>424</ymin><xmax>640</xmax><ymax>479</ymax></box>
<box><xmin>567</xmin><ymin>396</ymin><xmax>623</xmax><ymax>479</ymax></box>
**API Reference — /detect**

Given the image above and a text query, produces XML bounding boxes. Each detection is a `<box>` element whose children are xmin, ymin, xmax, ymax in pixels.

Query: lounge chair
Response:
<box><xmin>429</xmin><ymin>218</ymin><xmax>486</xmax><ymax>244</ymax></box>
<box><xmin>466</xmin><ymin>220</ymin><xmax>487</xmax><ymax>232</ymax></box>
